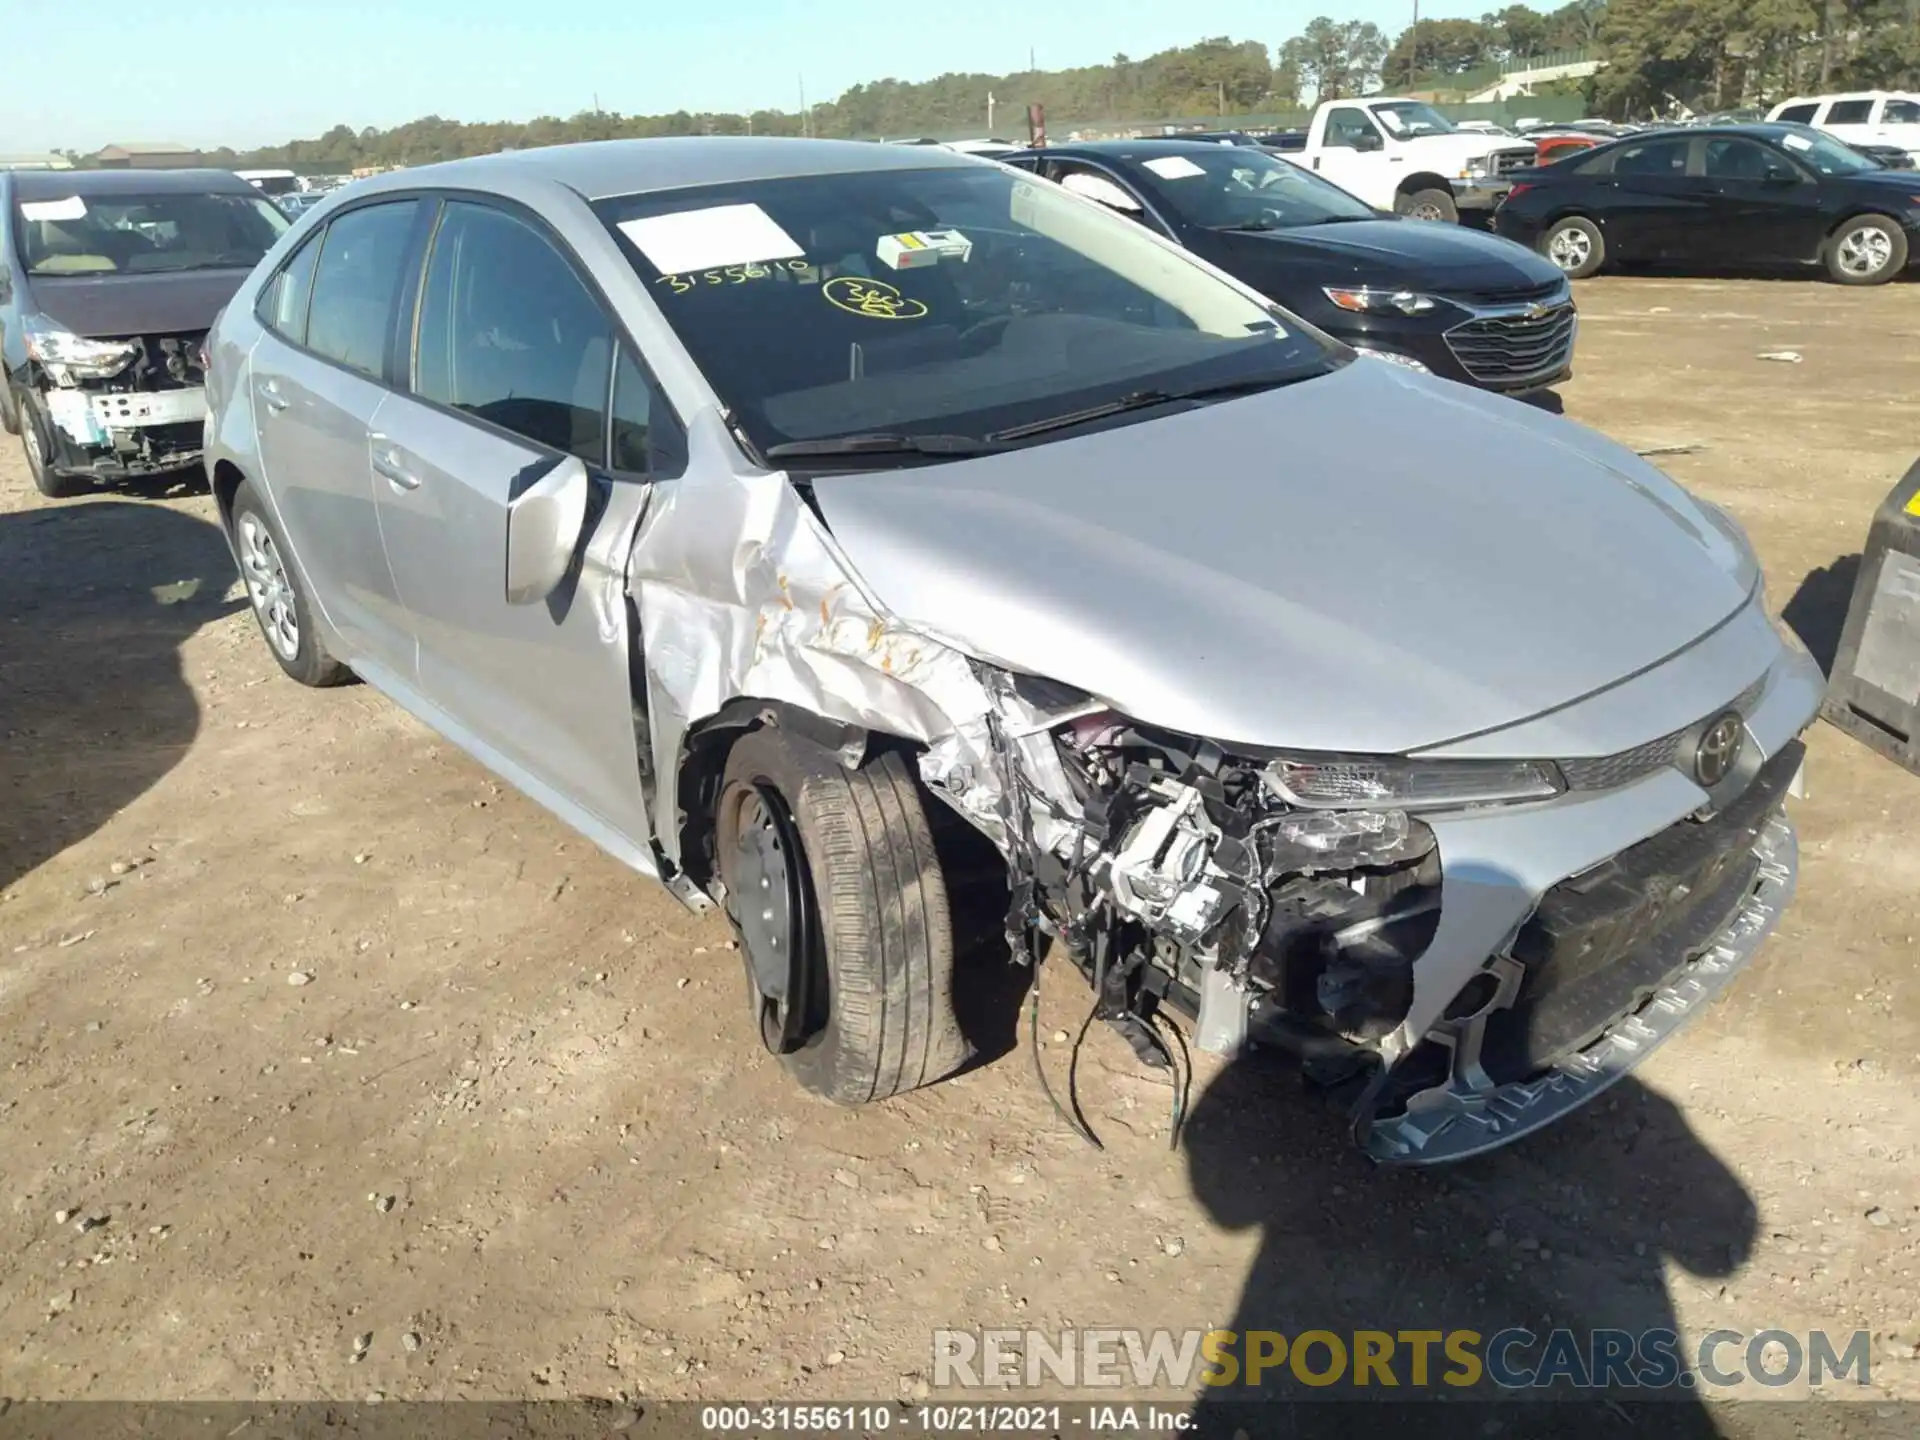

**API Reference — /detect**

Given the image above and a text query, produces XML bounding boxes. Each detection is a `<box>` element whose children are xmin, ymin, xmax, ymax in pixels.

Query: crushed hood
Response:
<box><xmin>24</xmin><ymin>269</ymin><xmax>247</xmax><ymax>338</ymax></box>
<box><xmin>809</xmin><ymin>359</ymin><xmax>1757</xmax><ymax>756</ymax></box>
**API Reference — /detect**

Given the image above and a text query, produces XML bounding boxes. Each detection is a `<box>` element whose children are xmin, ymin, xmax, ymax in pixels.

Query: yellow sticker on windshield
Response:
<box><xmin>1904</xmin><ymin>491</ymin><xmax>1920</xmax><ymax>518</ymax></box>
<box><xmin>823</xmin><ymin>276</ymin><xmax>929</xmax><ymax>320</ymax></box>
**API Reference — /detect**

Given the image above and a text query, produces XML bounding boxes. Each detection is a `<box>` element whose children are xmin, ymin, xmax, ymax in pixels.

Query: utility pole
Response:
<box><xmin>1029</xmin><ymin>46</ymin><xmax>1035</xmax><ymax>72</ymax></box>
<box><xmin>1411</xmin><ymin>0</ymin><xmax>1420</xmax><ymax>90</ymax></box>
<box><xmin>1217</xmin><ymin>80</ymin><xmax>1225</xmax><ymax>116</ymax></box>
<box><xmin>987</xmin><ymin>91</ymin><xmax>996</xmax><ymax>131</ymax></box>
<box><xmin>799</xmin><ymin>76</ymin><xmax>809</xmax><ymax>137</ymax></box>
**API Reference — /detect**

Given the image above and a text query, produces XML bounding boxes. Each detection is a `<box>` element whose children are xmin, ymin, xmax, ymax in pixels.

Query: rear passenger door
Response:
<box><xmin>370</xmin><ymin>197</ymin><xmax>676</xmax><ymax>863</ymax></box>
<box><xmin>1818</xmin><ymin>97</ymin><xmax>1876</xmax><ymax>150</ymax></box>
<box><xmin>1598</xmin><ymin>136</ymin><xmax>1702</xmax><ymax>260</ymax></box>
<box><xmin>249</xmin><ymin>198</ymin><xmax>421</xmax><ymax>673</ymax></box>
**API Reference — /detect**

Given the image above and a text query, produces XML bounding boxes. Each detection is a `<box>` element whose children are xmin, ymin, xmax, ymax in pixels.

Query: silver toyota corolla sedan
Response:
<box><xmin>202</xmin><ymin>137</ymin><xmax>1823</xmax><ymax>1162</ymax></box>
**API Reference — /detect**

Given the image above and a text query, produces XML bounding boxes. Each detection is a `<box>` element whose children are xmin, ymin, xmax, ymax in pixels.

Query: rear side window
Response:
<box><xmin>305</xmin><ymin>201</ymin><xmax>418</xmax><ymax>378</ymax></box>
<box><xmin>1612</xmin><ymin>139</ymin><xmax>1689</xmax><ymax>176</ymax></box>
<box><xmin>1826</xmin><ymin>99</ymin><xmax>1874</xmax><ymax>125</ymax></box>
<box><xmin>414</xmin><ymin>201</ymin><xmax>614</xmax><ymax>463</ymax></box>
<box><xmin>1884</xmin><ymin>99</ymin><xmax>1920</xmax><ymax>124</ymax></box>
<box><xmin>258</xmin><ymin>233</ymin><xmax>322</xmax><ymax>344</ymax></box>
<box><xmin>1776</xmin><ymin>103</ymin><xmax>1819</xmax><ymax>124</ymax></box>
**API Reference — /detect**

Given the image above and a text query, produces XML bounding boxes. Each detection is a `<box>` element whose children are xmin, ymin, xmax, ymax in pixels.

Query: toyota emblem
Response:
<box><xmin>1694</xmin><ymin>713</ymin><xmax>1744</xmax><ymax>788</ymax></box>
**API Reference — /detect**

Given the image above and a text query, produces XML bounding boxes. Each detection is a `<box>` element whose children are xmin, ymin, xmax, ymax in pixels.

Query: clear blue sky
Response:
<box><xmin>6</xmin><ymin>0</ymin><xmax>1492</xmax><ymax>154</ymax></box>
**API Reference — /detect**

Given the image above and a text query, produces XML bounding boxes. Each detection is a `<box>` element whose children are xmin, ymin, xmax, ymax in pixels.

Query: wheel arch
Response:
<box><xmin>671</xmin><ymin>698</ymin><xmax>878</xmax><ymax>898</ymax></box>
<box><xmin>211</xmin><ymin>458</ymin><xmax>249</xmax><ymax>533</ymax></box>
<box><xmin>1396</xmin><ymin>172</ymin><xmax>1456</xmax><ymax>199</ymax></box>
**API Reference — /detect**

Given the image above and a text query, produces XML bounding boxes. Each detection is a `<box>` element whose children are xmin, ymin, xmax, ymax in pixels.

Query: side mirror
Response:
<box><xmin>505</xmin><ymin>454</ymin><xmax>590</xmax><ymax>605</ymax></box>
<box><xmin>1354</xmin><ymin>132</ymin><xmax>1384</xmax><ymax>153</ymax></box>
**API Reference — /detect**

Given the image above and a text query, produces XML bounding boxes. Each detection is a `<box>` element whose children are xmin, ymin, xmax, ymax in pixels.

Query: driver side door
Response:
<box><xmin>369</xmin><ymin>197</ymin><xmax>681</xmax><ymax>868</ymax></box>
<box><xmin>1313</xmin><ymin>107</ymin><xmax>1386</xmax><ymax>201</ymax></box>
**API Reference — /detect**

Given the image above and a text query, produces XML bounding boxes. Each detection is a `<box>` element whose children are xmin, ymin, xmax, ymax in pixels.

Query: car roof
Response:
<box><xmin>9</xmin><ymin>167</ymin><xmax>262</xmax><ymax>200</ymax></box>
<box><xmin>346</xmin><ymin>136</ymin><xmax>980</xmax><ymax>204</ymax></box>
<box><xmin>1774</xmin><ymin>91</ymin><xmax>1916</xmax><ymax>105</ymax></box>
<box><xmin>1030</xmin><ymin>139</ymin><xmax>1249</xmax><ymax>161</ymax></box>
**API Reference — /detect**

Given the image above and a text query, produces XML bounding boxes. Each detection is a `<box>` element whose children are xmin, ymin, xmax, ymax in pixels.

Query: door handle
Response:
<box><xmin>368</xmin><ymin>435</ymin><xmax>421</xmax><ymax>491</ymax></box>
<box><xmin>258</xmin><ymin>379</ymin><xmax>288</xmax><ymax>414</ymax></box>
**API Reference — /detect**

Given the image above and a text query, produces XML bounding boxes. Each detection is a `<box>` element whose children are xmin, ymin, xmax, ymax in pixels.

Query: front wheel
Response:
<box><xmin>17</xmin><ymin>394</ymin><xmax>88</xmax><ymax>499</ymax></box>
<box><xmin>715</xmin><ymin>727</ymin><xmax>966</xmax><ymax>1105</ymax></box>
<box><xmin>1825</xmin><ymin>215</ymin><xmax>1908</xmax><ymax>285</ymax></box>
<box><xmin>230</xmin><ymin>479</ymin><xmax>353</xmax><ymax>687</ymax></box>
<box><xmin>1541</xmin><ymin>216</ymin><xmax>1606</xmax><ymax>279</ymax></box>
<box><xmin>1395</xmin><ymin>187</ymin><xmax>1459</xmax><ymax>224</ymax></box>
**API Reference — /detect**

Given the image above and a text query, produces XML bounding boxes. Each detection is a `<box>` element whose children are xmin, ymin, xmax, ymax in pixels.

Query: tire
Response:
<box><xmin>0</xmin><ymin>384</ymin><xmax>18</xmax><ymax>436</ymax></box>
<box><xmin>17</xmin><ymin>393</ymin><xmax>88</xmax><ymax>499</ymax></box>
<box><xmin>229</xmin><ymin>478</ymin><xmax>352</xmax><ymax>687</ymax></box>
<box><xmin>715</xmin><ymin>727</ymin><xmax>965</xmax><ymax>1105</ymax></box>
<box><xmin>1395</xmin><ymin>186</ymin><xmax>1459</xmax><ymax>224</ymax></box>
<box><xmin>1825</xmin><ymin>214</ymin><xmax>1908</xmax><ymax>285</ymax></box>
<box><xmin>1541</xmin><ymin>215</ymin><xmax>1606</xmax><ymax>279</ymax></box>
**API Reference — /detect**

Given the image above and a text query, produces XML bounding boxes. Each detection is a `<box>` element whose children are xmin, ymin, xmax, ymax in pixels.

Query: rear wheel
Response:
<box><xmin>715</xmin><ymin>727</ymin><xmax>966</xmax><ymax>1105</ymax></box>
<box><xmin>17</xmin><ymin>394</ymin><xmax>88</xmax><ymax>500</ymax></box>
<box><xmin>1825</xmin><ymin>215</ymin><xmax>1907</xmax><ymax>285</ymax></box>
<box><xmin>1396</xmin><ymin>186</ymin><xmax>1459</xmax><ymax>224</ymax></box>
<box><xmin>230</xmin><ymin>479</ymin><xmax>352</xmax><ymax>687</ymax></box>
<box><xmin>1541</xmin><ymin>215</ymin><xmax>1606</xmax><ymax>279</ymax></box>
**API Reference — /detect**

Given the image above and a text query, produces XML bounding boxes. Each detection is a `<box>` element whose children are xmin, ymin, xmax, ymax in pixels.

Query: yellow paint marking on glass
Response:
<box><xmin>822</xmin><ymin>276</ymin><xmax>929</xmax><ymax>320</ymax></box>
<box><xmin>1904</xmin><ymin>492</ymin><xmax>1920</xmax><ymax>518</ymax></box>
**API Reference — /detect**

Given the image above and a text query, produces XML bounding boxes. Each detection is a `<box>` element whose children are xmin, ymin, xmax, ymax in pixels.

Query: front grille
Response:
<box><xmin>1480</xmin><ymin>738</ymin><xmax>1803</xmax><ymax>1081</ymax></box>
<box><xmin>1558</xmin><ymin>673</ymin><xmax>1768</xmax><ymax>792</ymax></box>
<box><xmin>1492</xmin><ymin>147</ymin><xmax>1539</xmax><ymax>176</ymax></box>
<box><xmin>1443</xmin><ymin>303</ymin><xmax>1577</xmax><ymax>385</ymax></box>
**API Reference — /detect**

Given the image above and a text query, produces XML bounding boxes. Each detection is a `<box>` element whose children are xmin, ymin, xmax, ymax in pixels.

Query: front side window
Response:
<box><xmin>1123</xmin><ymin>146</ymin><xmax>1376</xmax><ymax>229</ymax></box>
<box><xmin>1324</xmin><ymin>108</ymin><xmax>1380</xmax><ymax>148</ymax></box>
<box><xmin>1826</xmin><ymin>99</ymin><xmax>1874</xmax><ymax>125</ymax></box>
<box><xmin>14</xmin><ymin>190</ymin><xmax>288</xmax><ymax>276</ymax></box>
<box><xmin>1883</xmin><ymin>99</ymin><xmax>1920</xmax><ymax>125</ymax></box>
<box><xmin>1370</xmin><ymin>102</ymin><xmax>1457</xmax><ymax>138</ymax></box>
<box><xmin>259</xmin><ymin>233</ymin><xmax>322</xmax><ymax>344</ymax></box>
<box><xmin>305</xmin><ymin>200</ymin><xmax>418</xmax><ymax>378</ymax></box>
<box><xmin>1702</xmin><ymin>139</ymin><xmax>1782</xmax><ymax>180</ymax></box>
<box><xmin>414</xmin><ymin>201</ymin><xmax>614</xmax><ymax>463</ymax></box>
<box><xmin>595</xmin><ymin>164</ymin><xmax>1335</xmax><ymax>458</ymax></box>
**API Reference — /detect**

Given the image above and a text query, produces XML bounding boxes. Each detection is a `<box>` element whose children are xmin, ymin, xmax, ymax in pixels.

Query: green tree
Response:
<box><xmin>1385</xmin><ymin>18</ymin><xmax>1498</xmax><ymax>87</ymax></box>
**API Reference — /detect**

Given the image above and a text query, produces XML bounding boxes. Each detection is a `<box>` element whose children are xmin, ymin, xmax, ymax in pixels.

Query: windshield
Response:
<box><xmin>1776</xmin><ymin>126</ymin><xmax>1879</xmax><ymax>175</ymax></box>
<box><xmin>1125</xmin><ymin>147</ymin><xmax>1377</xmax><ymax>228</ymax></box>
<box><xmin>244</xmin><ymin>174</ymin><xmax>301</xmax><ymax>197</ymax></box>
<box><xmin>596</xmin><ymin>164</ymin><xmax>1338</xmax><ymax>456</ymax></box>
<box><xmin>16</xmin><ymin>191</ymin><xmax>290</xmax><ymax>276</ymax></box>
<box><xmin>1371</xmin><ymin>102</ymin><xmax>1458</xmax><ymax>138</ymax></box>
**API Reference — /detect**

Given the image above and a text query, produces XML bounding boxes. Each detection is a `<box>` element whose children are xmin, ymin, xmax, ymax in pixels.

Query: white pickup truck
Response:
<box><xmin>1290</xmin><ymin>97</ymin><xmax>1540</xmax><ymax>224</ymax></box>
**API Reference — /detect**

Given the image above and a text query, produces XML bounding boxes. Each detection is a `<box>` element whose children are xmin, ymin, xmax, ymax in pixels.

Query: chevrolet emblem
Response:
<box><xmin>1525</xmin><ymin>301</ymin><xmax>1551</xmax><ymax>320</ymax></box>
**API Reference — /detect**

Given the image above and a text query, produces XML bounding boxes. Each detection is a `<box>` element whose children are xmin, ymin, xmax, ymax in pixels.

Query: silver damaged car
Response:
<box><xmin>201</xmin><ymin>138</ymin><xmax>1823</xmax><ymax>1162</ymax></box>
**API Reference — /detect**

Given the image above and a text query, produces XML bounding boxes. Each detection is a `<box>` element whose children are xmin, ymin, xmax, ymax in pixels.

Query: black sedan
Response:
<box><xmin>1001</xmin><ymin>140</ymin><xmax>1576</xmax><ymax>395</ymax></box>
<box><xmin>1494</xmin><ymin>123</ymin><xmax>1920</xmax><ymax>285</ymax></box>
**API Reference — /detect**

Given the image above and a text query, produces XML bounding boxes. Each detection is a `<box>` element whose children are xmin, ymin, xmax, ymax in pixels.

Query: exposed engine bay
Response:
<box><xmin>33</xmin><ymin>330</ymin><xmax>208</xmax><ymax>477</ymax></box>
<box><xmin>922</xmin><ymin>669</ymin><xmax>1444</xmax><ymax>1083</ymax></box>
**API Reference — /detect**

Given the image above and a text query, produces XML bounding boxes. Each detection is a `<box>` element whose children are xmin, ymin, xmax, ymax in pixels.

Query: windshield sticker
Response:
<box><xmin>653</xmin><ymin>259</ymin><xmax>815</xmax><ymax>295</ymax></box>
<box><xmin>20</xmin><ymin>197</ymin><xmax>87</xmax><ymax>222</ymax></box>
<box><xmin>1782</xmin><ymin>133</ymin><xmax>1813</xmax><ymax>151</ymax></box>
<box><xmin>618</xmin><ymin>203</ymin><xmax>804</xmax><ymax>275</ymax></box>
<box><xmin>823</xmin><ymin>276</ymin><xmax>929</xmax><ymax>320</ymax></box>
<box><xmin>1142</xmin><ymin>156</ymin><xmax>1207</xmax><ymax>180</ymax></box>
<box><xmin>876</xmin><ymin>229</ymin><xmax>973</xmax><ymax>271</ymax></box>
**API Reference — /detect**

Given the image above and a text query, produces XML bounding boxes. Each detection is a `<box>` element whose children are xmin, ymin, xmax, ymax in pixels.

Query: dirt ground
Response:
<box><xmin>1</xmin><ymin>276</ymin><xmax>1917</xmax><ymax>1424</ymax></box>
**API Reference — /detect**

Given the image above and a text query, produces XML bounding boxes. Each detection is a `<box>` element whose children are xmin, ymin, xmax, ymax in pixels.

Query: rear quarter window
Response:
<box><xmin>1776</xmin><ymin>103</ymin><xmax>1819</xmax><ymax>124</ymax></box>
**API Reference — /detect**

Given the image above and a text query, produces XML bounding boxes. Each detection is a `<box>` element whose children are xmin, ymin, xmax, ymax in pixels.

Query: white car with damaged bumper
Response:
<box><xmin>199</xmin><ymin>138</ymin><xmax>1823</xmax><ymax>1162</ymax></box>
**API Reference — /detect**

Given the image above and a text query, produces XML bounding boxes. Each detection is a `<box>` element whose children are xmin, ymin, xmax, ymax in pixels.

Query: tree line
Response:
<box><xmin>133</xmin><ymin>0</ymin><xmax>1917</xmax><ymax>173</ymax></box>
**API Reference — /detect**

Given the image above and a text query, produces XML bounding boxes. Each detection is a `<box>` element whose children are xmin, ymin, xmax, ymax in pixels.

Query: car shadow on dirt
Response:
<box><xmin>0</xmin><ymin>499</ymin><xmax>243</xmax><ymax>892</ymax></box>
<box><xmin>1180</xmin><ymin>1052</ymin><xmax>1757</xmax><ymax>1438</ymax></box>
<box><xmin>1784</xmin><ymin>553</ymin><xmax>1863</xmax><ymax>677</ymax></box>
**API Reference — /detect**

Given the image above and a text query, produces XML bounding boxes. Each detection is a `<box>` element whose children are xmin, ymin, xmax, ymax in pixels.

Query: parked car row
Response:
<box><xmin>1496</xmin><ymin>122</ymin><xmax>1920</xmax><ymax>286</ymax></box>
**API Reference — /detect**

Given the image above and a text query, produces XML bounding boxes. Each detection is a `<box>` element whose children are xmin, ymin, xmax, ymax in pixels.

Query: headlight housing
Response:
<box><xmin>1326</xmin><ymin>287</ymin><xmax>1439</xmax><ymax>316</ymax></box>
<box><xmin>23</xmin><ymin>314</ymin><xmax>136</xmax><ymax>383</ymax></box>
<box><xmin>1264</xmin><ymin>754</ymin><xmax>1565</xmax><ymax>812</ymax></box>
<box><xmin>1353</xmin><ymin>346</ymin><xmax>1431</xmax><ymax>374</ymax></box>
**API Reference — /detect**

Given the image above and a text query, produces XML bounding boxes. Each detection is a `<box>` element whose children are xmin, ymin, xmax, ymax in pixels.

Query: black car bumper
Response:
<box><xmin>1326</xmin><ymin>286</ymin><xmax>1578</xmax><ymax>395</ymax></box>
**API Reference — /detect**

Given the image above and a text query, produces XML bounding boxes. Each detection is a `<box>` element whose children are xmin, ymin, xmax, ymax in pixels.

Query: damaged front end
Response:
<box><xmin>922</xmin><ymin>671</ymin><xmax>1491</xmax><ymax>1085</ymax></box>
<box><xmin>23</xmin><ymin>316</ymin><xmax>209</xmax><ymax>480</ymax></box>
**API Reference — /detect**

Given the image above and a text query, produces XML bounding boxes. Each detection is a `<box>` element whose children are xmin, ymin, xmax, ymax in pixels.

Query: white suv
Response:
<box><xmin>1768</xmin><ymin>91</ymin><xmax>1920</xmax><ymax>164</ymax></box>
